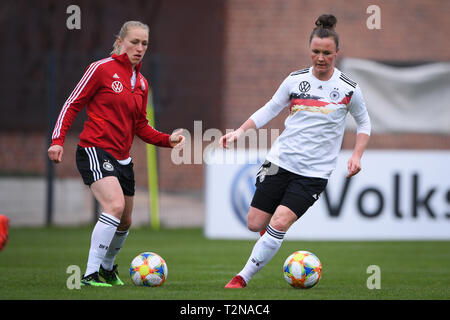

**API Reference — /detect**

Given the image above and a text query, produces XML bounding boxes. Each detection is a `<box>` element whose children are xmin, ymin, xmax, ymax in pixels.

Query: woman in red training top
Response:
<box><xmin>48</xmin><ymin>21</ymin><xmax>185</xmax><ymax>287</ymax></box>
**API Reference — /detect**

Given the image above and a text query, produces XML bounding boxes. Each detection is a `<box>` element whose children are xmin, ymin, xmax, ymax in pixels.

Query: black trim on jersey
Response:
<box><xmin>340</xmin><ymin>72</ymin><xmax>357</xmax><ymax>85</ymax></box>
<box><xmin>290</xmin><ymin>68</ymin><xmax>309</xmax><ymax>76</ymax></box>
<box><xmin>339</xmin><ymin>73</ymin><xmax>357</xmax><ymax>88</ymax></box>
<box><xmin>340</xmin><ymin>76</ymin><xmax>356</xmax><ymax>88</ymax></box>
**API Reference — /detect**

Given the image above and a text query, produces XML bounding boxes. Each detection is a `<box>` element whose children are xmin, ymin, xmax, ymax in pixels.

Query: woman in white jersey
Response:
<box><xmin>220</xmin><ymin>14</ymin><xmax>371</xmax><ymax>288</ymax></box>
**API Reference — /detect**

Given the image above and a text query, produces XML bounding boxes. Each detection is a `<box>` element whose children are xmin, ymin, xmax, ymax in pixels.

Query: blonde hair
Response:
<box><xmin>111</xmin><ymin>21</ymin><xmax>150</xmax><ymax>55</ymax></box>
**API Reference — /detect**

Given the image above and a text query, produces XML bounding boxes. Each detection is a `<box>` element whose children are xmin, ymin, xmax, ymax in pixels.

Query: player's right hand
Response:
<box><xmin>48</xmin><ymin>145</ymin><xmax>64</xmax><ymax>163</ymax></box>
<box><xmin>219</xmin><ymin>128</ymin><xmax>244</xmax><ymax>149</ymax></box>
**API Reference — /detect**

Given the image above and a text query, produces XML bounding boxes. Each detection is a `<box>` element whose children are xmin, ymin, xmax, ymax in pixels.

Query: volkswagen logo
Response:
<box><xmin>299</xmin><ymin>81</ymin><xmax>311</xmax><ymax>93</ymax></box>
<box><xmin>111</xmin><ymin>81</ymin><xmax>123</xmax><ymax>93</ymax></box>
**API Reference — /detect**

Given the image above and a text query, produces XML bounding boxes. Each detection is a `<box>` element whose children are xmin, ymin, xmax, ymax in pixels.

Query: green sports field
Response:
<box><xmin>1</xmin><ymin>226</ymin><xmax>449</xmax><ymax>301</ymax></box>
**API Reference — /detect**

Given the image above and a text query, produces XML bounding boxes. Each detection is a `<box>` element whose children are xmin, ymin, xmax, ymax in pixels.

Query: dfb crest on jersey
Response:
<box><xmin>329</xmin><ymin>90</ymin><xmax>340</xmax><ymax>101</ymax></box>
<box><xmin>299</xmin><ymin>81</ymin><xmax>311</xmax><ymax>92</ymax></box>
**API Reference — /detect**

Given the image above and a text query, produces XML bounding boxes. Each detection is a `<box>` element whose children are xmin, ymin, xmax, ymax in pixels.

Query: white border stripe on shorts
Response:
<box><xmin>91</xmin><ymin>147</ymin><xmax>103</xmax><ymax>181</ymax></box>
<box><xmin>90</xmin><ymin>147</ymin><xmax>102</xmax><ymax>181</ymax></box>
<box><xmin>52</xmin><ymin>58</ymin><xmax>114</xmax><ymax>140</ymax></box>
<box><xmin>85</xmin><ymin>147</ymin><xmax>102</xmax><ymax>182</ymax></box>
<box><xmin>85</xmin><ymin>148</ymin><xmax>98</xmax><ymax>181</ymax></box>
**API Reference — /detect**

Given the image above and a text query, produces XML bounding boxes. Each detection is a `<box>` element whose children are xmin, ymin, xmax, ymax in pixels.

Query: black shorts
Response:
<box><xmin>250</xmin><ymin>161</ymin><xmax>327</xmax><ymax>218</ymax></box>
<box><xmin>76</xmin><ymin>145</ymin><xmax>135</xmax><ymax>196</ymax></box>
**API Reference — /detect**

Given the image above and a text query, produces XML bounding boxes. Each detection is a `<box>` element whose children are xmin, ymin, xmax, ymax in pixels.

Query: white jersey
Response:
<box><xmin>250</xmin><ymin>67</ymin><xmax>371</xmax><ymax>179</ymax></box>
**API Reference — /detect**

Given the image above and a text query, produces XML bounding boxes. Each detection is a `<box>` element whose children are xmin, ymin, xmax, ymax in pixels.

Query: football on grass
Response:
<box><xmin>283</xmin><ymin>251</ymin><xmax>322</xmax><ymax>289</ymax></box>
<box><xmin>129</xmin><ymin>252</ymin><xmax>168</xmax><ymax>287</ymax></box>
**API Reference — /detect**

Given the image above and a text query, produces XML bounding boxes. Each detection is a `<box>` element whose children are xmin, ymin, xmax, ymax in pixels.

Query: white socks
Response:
<box><xmin>238</xmin><ymin>224</ymin><xmax>285</xmax><ymax>284</ymax></box>
<box><xmin>84</xmin><ymin>212</ymin><xmax>120</xmax><ymax>277</ymax></box>
<box><xmin>101</xmin><ymin>229</ymin><xmax>129</xmax><ymax>271</ymax></box>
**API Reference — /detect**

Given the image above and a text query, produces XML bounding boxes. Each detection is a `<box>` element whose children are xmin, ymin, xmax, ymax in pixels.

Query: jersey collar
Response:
<box><xmin>111</xmin><ymin>52</ymin><xmax>143</xmax><ymax>75</ymax></box>
<box><xmin>309</xmin><ymin>66</ymin><xmax>339</xmax><ymax>83</ymax></box>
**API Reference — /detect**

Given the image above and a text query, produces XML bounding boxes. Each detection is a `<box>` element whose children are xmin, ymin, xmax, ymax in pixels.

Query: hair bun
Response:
<box><xmin>315</xmin><ymin>14</ymin><xmax>337</xmax><ymax>29</ymax></box>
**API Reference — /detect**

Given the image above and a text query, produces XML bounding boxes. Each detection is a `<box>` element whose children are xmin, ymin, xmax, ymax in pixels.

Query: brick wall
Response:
<box><xmin>0</xmin><ymin>0</ymin><xmax>224</xmax><ymax>191</ymax></box>
<box><xmin>1</xmin><ymin>0</ymin><xmax>449</xmax><ymax>192</ymax></box>
<box><xmin>222</xmin><ymin>0</ymin><xmax>450</xmax><ymax>131</ymax></box>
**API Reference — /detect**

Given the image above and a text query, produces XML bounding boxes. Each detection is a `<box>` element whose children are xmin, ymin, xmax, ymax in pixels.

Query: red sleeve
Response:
<box><xmin>135</xmin><ymin>82</ymin><xmax>172</xmax><ymax>148</ymax></box>
<box><xmin>50</xmin><ymin>61</ymin><xmax>103</xmax><ymax>147</ymax></box>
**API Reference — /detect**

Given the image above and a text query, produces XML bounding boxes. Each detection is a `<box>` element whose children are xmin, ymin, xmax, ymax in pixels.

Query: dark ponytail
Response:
<box><xmin>309</xmin><ymin>14</ymin><xmax>339</xmax><ymax>49</ymax></box>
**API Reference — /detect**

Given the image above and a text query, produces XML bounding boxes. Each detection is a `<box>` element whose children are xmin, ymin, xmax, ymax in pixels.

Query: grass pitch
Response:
<box><xmin>1</xmin><ymin>226</ymin><xmax>449</xmax><ymax>301</ymax></box>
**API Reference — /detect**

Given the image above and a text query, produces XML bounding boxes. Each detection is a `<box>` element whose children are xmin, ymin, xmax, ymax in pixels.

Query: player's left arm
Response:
<box><xmin>347</xmin><ymin>85</ymin><xmax>371</xmax><ymax>178</ymax></box>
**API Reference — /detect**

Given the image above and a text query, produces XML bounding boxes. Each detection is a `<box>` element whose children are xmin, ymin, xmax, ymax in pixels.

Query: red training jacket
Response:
<box><xmin>51</xmin><ymin>53</ymin><xmax>171</xmax><ymax>160</ymax></box>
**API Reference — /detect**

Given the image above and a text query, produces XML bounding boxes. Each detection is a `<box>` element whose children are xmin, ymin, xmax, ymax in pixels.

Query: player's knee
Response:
<box><xmin>247</xmin><ymin>217</ymin><xmax>265</xmax><ymax>232</ymax></box>
<box><xmin>106</xmin><ymin>200</ymin><xmax>125</xmax><ymax>218</ymax></box>
<box><xmin>269</xmin><ymin>220</ymin><xmax>288</xmax><ymax>232</ymax></box>
<box><xmin>247</xmin><ymin>223</ymin><xmax>263</xmax><ymax>233</ymax></box>
<box><xmin>270</xmin><ymin>212</ymin><xmax>295</xmax><ymax>232</ymax></box>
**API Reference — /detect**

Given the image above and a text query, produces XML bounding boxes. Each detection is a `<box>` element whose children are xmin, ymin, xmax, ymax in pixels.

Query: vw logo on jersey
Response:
<box><xmin>230</xmin><ymin>163</ymin><xmax>261</xmax><ymax>227</ymax></box>
<box><xmin>111</xmin><ymin>81</ymin><xmax>123</xmax><ymax>93</ymax></box>
<box><xmin>299</xmin><ymin>81</ymin><xmax>311</xmax><ymax>92</ymax></box>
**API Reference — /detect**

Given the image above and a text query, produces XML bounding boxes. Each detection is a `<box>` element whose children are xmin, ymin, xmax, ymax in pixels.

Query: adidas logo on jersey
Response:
<box><xmin>113</xmin><ymin>73</ymin><xmax>120</xmax><ymax>79</ymax></box>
